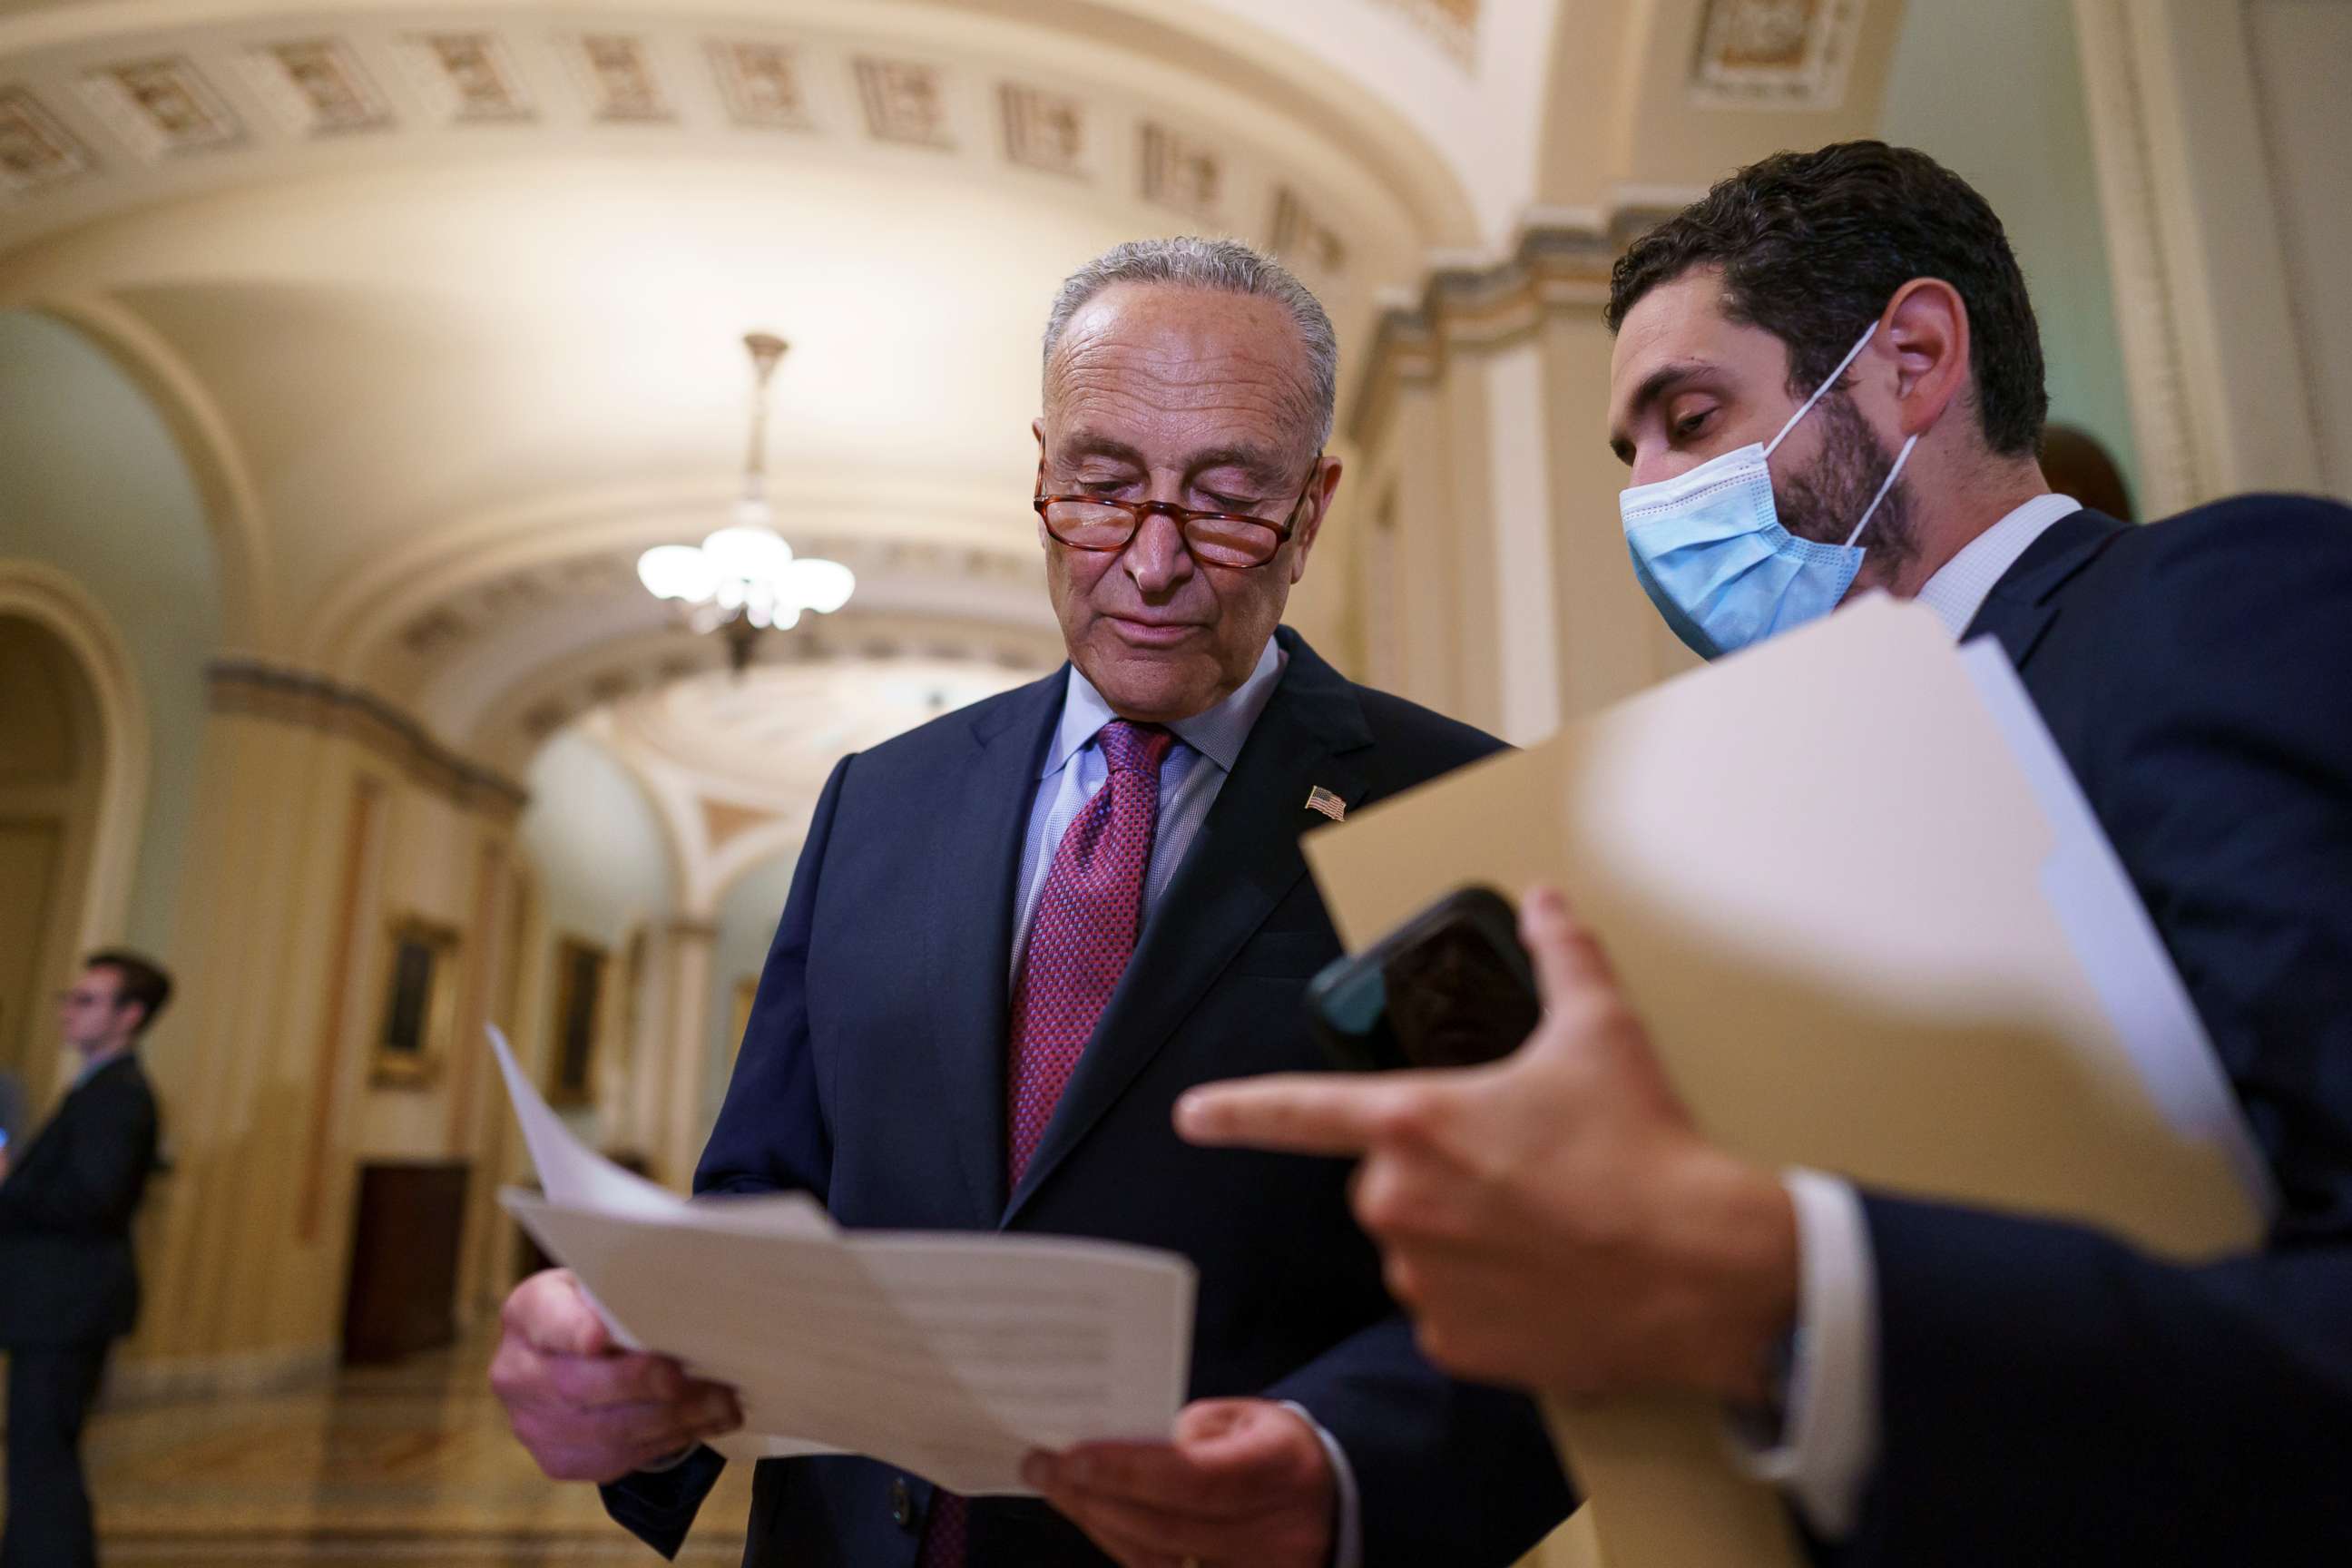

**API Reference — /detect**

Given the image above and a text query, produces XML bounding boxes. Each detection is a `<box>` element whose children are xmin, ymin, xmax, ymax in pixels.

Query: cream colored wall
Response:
<box><xmin>1882</xmin><ymin>0</ymin><xmax>2142</xmax><ymax>503</ymax></box>
<box><xmin>350</xmin><ymin>786</ymin><xmax>495</xmax><ymax>1160</ymax></box>
<box><xmin>706</xmin><ymin>850</ymin><xmax>798</xmax><ymax>1145</ymax></box>
<box><xmin>1350</xmin><ymin>293</ymin><xmax>1696</xmax><ymax>748</ymax></box>
<box><xmin>2243</xmin><ymin>0</ymin><xmax>2352</xmax><ymax>497</ymax></box>
<box><xmin>514</xmin><ymin>728</ymin><xmax>679</xmax><ymax>1160</ymax></box>
<box><xmin>2073</xmin><ymin>0</ymin><xmax>2346</xmax><ymax>512</ymax></box>
<box><xmin>0</xmin><ymin>310</ymin><xmax>220</xmax><ymax>957</ymax></box>
<box><xmin>1539</xmin><ymin>308</ymin><xmax>1700</xmax><ymax>711</ymax></box>
<box><xmin>110</xmin><ymin>698</ymin><xmax>523</xmax><ymax>1395</ymax></box>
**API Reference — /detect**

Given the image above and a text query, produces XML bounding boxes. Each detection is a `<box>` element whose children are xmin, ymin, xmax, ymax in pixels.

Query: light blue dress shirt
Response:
<box><xmin>1010</xmin><ymin>636</ymin><xmax>1287</xmax><ymax>977</ymax></box>
<box><xmin>1007</xmin><ymin>633</ymin><xmax>1365</xmax><ymax>1568</ymax></box>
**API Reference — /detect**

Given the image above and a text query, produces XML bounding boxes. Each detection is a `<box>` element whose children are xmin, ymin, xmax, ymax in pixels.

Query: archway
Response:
<box><xmin>0</xmin><ymin>607</ymin><xmax>115</xmax><ymax>1110</ymax></box>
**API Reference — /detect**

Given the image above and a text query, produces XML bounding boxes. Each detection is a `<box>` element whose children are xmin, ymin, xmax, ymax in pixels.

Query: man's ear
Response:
<box><xmin>1032</xmin><ymin>416</ymin><xmax>1046</xmax><ymax>454</ymax></box>
<box><xmin>1880</xmin><ymin>279</ymin><xmax>1971</xmax><ymax>439</ymax></box>
<box><xmin>1289</xmin><ymin>454</ymin><xmax>1343</xmax><ymax>584</ymax></box>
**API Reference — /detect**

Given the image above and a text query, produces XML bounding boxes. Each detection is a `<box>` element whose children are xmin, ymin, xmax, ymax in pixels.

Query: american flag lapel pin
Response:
<box><xmin>1304</xmin><ymin>786</ymin><xmax>1347</xmax><ymax>822</ymax></box>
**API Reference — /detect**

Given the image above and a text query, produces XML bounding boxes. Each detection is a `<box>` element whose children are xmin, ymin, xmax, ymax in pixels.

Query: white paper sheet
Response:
<box><xmin>1956</xmin><ymin>639</ymin><xmax>2278</xmax><ymax>1210</ymax></box>
<box><xmin>488</xmin><ymin>1027</ymin><xmax>1195</xmax><ymax>1494</ymax></box>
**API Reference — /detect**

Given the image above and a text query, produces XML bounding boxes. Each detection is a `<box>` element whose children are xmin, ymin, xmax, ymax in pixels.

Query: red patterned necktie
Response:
<box><xmin>917</xmin><ymin>717</ymin><xmax>1174</xmax><ymax>1567</ymax></box>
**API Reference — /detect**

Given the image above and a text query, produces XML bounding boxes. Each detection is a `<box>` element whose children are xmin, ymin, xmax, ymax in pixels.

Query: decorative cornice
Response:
<box><xmin>207</xmin><ymin>660</ymin><xmax>528</xmax><ymax>820</ymax></box>
<box><xmin>1348</xmin><ymin>209</ymin><xmax>1679</xmax><ymax>447</ymax></box>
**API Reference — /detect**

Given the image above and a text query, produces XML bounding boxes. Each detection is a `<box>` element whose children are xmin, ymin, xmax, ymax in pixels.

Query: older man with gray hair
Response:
<box><xmin>490</xmin><ymin>236</ymin><xmax>1572</xmax><ymax>1568</ymax></box>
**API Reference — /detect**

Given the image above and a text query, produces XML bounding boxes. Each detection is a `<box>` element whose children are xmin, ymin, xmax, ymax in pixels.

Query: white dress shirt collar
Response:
<box><xmin>1911</xmin><ymin>493</ymin><xmax>2083</xmax><ymax>639</ymax></box>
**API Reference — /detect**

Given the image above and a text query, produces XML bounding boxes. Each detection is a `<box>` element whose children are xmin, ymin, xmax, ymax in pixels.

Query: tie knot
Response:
<box><xmin>1097</xmin><ymin>719</ymin><xmax>1174</xmax><ymax>777</ymax></box>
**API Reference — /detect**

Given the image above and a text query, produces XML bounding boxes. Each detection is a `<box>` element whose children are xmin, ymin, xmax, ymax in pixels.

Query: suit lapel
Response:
<box><xmin>1964</xmin><ymin>508</ymin><xmax>2128</xmax><ymax>670</ymax></box>
<box><xmin>1004</xmin><ymin>631</ymin><xmax>1374</xmax><ymax>1224</ymax></box>
<box><xmin>922</xmin><ymin>671</ymin><xmax>1063</xmax><ymax>1225</ymax></box>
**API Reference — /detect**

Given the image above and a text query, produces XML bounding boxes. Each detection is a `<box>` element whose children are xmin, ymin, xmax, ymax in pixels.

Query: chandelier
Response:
<box><xmin>636</xmin><ymin>331</ymin><xmax>855</xmax><ymax>671</ymax></box>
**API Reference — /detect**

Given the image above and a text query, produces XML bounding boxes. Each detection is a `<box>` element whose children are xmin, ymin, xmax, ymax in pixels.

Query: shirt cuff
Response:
<box><xmin>638</xmin><ymin>1443</ymin><xmax>701</xmax><ymax>1475</ymax></box>
<box><xmin>1279</xmin><ymin>1400</ymin><xmax>1363</xmax><ymax>1568</ymax></box>
<box><xmin>1728</xmin><ymin>1169</ymin><xmax>1879</xmax><ymax>1540</ymax></box>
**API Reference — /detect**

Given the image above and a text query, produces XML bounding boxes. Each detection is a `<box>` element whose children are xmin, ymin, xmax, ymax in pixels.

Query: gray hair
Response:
<box><xmin>1042</xmin><ymin>237</ymin><xmax>1338</xmax><ymax>447</ymax></box>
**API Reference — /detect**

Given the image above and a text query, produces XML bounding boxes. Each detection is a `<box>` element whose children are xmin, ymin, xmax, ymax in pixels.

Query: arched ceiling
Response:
<box><xmin>0</xmin><ymin>0</ymin><xmax>1914</xmax><ymax>822</ymax></box>
<box><xmin>0</xmin><ymin>0</ymin><xmax>1495</xmax><ymax>721</ymax></box>
<box><xmin>569</xmin><ymin>645</ymin><xmax>1043</xmax><ymax>915</ymax></box>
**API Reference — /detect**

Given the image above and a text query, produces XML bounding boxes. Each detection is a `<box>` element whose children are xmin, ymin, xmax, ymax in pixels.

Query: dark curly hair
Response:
<box><xmin>1606</xmin><ymin>142</ymin><xmax>2048</xmax><ymax>457</ymax></box>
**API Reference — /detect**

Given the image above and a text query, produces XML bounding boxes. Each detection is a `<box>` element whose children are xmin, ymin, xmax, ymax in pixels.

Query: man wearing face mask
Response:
<box><xmin>1180</xmin><ymin>142</ymin><xmax>2352</xmax><ymax>1564</ymax></box>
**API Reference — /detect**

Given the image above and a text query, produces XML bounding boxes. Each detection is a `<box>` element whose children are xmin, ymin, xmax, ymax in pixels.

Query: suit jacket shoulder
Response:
<box><xmin>1848</xmin><ymin>492</ymin><xmax>2352</xmax><ymax>1563</ymax></box>
<box><xmin>1345</xmin><ymin>679</ymin><xmax>1508</xmax><ymax>770</ymax></box>
<box><xmin>2002</xmin><ymin>492</ymin><xmax>2352</xmax><ymax>643</ymax></box>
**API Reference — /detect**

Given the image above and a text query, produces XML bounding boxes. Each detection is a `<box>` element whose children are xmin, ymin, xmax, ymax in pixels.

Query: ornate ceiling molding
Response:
<box><xmin>364</xmin><ymin>528</ymin><xmax>1057</xmax><ymax>735</ymax></box>
<box><xmin>297</xmin><ymin>471</ymin><xmax>1034</xmax><ymax>675</ymax></box>
<box><xmin>0</xmin><ymin>3</ymin><xmax>1406</xmax><ymax>293</ymax></box>
<box><xmin>1688</xmin><ymin>0</ymin><xmax>1865</xmax><ymax>110</ymax></box>
<box><xmin>1346</xmin><ymin>205</ymin><xmax>1678</xmax><ymax>446</ymax></box>
<box><xmin>463</xmin><ymin>606</ymin><xmax>1062</xmax><ymax>776</ymax></box>
<box><xmin>207</xmin><ymin>659</ymin><xmax>529</xmax><ymax>820</ymax></box>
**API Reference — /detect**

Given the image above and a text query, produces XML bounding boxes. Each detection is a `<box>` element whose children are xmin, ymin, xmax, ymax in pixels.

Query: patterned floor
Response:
<box><xmin>3</xmin><ymin>1338</ymin><xmax>753</xmax><ymax>1565</ymax></box>
<box><xmin>8</xmin><ymin>1340</ymin><xmax>1599</xmax><ymax>1565</ymax></box>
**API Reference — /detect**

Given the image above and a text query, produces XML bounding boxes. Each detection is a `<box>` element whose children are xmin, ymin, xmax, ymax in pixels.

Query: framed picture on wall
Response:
<box><xmin>546</xmin><ymin>936</ymin><xmax>608</xmax><ymax>1109</ymax></box>
<box><xmin>372</xmin><ymin>917</ymin><xmax>461</xmax><ymax>1088</ymax></box>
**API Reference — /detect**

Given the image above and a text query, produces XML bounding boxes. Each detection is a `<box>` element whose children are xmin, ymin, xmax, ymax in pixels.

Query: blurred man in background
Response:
<box><xmin>0</xmin><ymin>950</ymin><xmax>170</xmax><ymax>1568</ymax></box>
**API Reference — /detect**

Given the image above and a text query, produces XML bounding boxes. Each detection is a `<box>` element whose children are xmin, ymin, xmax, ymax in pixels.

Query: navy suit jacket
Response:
<box><xmin>604</xmin><ymin>628</ymin><xmax>1573</xmax><ymax>1566</ymax></box>
<box><xmin>0</xmin><ymin>1054</ymin><xmax>160</xmax><ymax>1348</ymax></box>
<box><xmin>1837</xmin><ymin>496</ymin><xmax>2352</xmax><ymax>1563</ymax></box>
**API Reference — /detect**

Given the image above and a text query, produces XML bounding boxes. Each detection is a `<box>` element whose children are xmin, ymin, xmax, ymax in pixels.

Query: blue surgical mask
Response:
<box><xmin>1619</xmin><ymin>321</ymin><xmax>1916</xmax><ymax>660</ymax></box>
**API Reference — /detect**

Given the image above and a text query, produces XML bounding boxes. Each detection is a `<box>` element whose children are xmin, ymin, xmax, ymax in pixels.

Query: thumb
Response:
<box><xmin>1519</xmin><ymin>886</ymin><xmax>1613</xmax><ymax>1006</ymax></box>
<box><xmin>530</xmin><ymin>1270</ymin><xmax>612</xmax><ymax>1357</ymax></box>
<box><xmin>1172</xmin><ymin>1397</ymin><xmax>1253</xmax><ymax>1446</ymax></box>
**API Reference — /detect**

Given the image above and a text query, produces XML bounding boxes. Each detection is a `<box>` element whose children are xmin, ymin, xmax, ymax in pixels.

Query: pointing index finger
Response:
<box><xmin>1173</xmin><ymin>1073</ymin><xmax>1393</xmax><ymax>1156</ymax></box>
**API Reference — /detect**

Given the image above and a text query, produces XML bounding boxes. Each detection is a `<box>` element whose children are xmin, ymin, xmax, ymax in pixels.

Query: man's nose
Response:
<box><xmin>1629</xmin><ymin>446</ymin><xmax>1679</xmax><ymax>488</ymax></box>
<box><xmin>1122</xmin><ymin>508</ymin><xmax>1195</xmax><ymax>597</ymax></box>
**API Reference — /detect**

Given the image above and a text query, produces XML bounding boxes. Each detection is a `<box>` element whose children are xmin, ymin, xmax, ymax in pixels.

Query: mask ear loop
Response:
<box><xmin>1764</xmin><ymin>321</ymin><xmax>1880</xmax><ymax>458</ymax></box>
<box><xmin>1843</xmin><ymin>433</ymin><xmax>1919</xmax><ymax>548</ymax></box>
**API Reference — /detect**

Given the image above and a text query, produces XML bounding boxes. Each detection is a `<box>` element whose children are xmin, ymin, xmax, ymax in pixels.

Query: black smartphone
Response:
<box><xmin>1305</xmin><ymin>886</ymin><xmax>1542</xmax><ymax>1073</ymax></box>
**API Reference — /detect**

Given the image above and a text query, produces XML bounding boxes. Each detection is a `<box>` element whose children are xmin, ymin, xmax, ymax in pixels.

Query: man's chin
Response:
<box><xmin>1077</xmin><ymin>641</ymin><xmax>1224</xmax><ymax>722</ymax></box>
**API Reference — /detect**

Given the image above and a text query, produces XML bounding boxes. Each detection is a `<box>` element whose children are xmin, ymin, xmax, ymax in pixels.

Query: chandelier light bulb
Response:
<box><xmin>637</xmin><ymin>544</ymin><xmax>720</xmax><ymax>603</ymax></box>
<box><xmin>701</xmin><ymin>524</ymin><xmax>794</xmax><ymax>581</ymax></box>
<box><xmin>783</xmin><ymin>556</ymin><xmax>857</xmax><ymax>614</ymax></box>
<box><xmin>636</xmin><ymin>328</ymin><xmax>854</xmax><ymax>652</ymax></box>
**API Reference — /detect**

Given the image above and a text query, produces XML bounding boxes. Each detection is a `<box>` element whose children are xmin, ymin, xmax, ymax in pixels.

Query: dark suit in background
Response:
<box><xmin>1843</xmin><ymin>495</ymin><xmax>2352</xmax><ymax>1563</ymax></box>
<box><xmin>0</xmin><ymin>1073</ymin><xmax>25</xmax><ymax>1159</ymax></box>
<box><xmin>0</xmin><ymin>1053</ymin><xmax>162</xmax><ymax>1568</ymax></box>
<box><xmin>603</xmin><ymin>628</ymin><xmax>1571</xmax><ymax>1566</ymax></box>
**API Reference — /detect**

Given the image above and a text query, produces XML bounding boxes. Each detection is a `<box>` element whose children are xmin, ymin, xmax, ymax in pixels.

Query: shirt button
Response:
<box><xmin>889</xmin><ymin>1476</ymin><xmax>915</xmax><ymax>1531</ymax></box>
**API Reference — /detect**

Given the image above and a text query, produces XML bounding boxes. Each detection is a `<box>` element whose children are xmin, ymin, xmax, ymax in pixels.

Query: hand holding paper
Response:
<box><xmin>490</xmin><ymin>1267</ymin><xmax>745</xmax><ymax>1483</ymax></box>
<box><xmin>483</xmin><ymin>1026</ymin><xmax>1197</xmax><ymax>1498</ymax></box>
